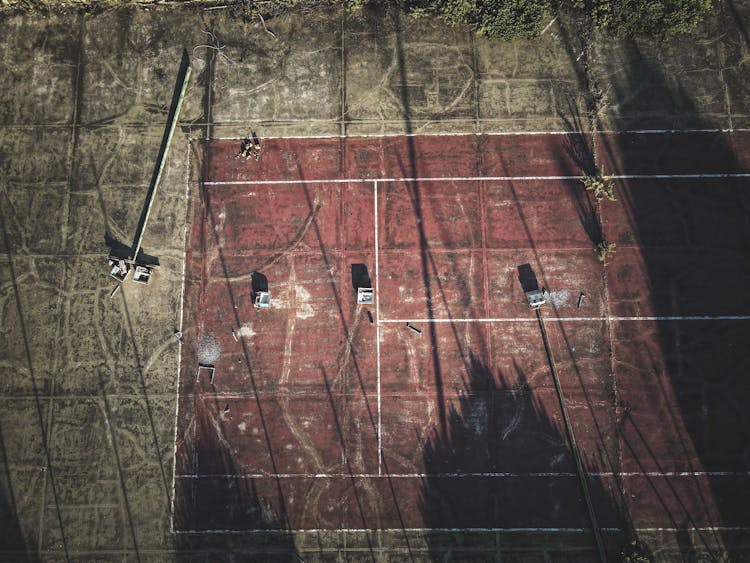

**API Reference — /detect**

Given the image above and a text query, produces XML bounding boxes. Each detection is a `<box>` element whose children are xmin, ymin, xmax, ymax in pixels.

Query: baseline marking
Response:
<box><xmin>201</xmin><ymin>173</ymin><xmax>750</xmax><ymax>186</ymax></box>
<box><xmin>174</xmin><ymin>471</ymin><xmax>750</xmax><ymax>479</ymax></box>
<box><xmin>374</xmin><ymin>180</ymin><xmax>382</xmax><ymax>476</ymax></box>
<box><xmin>172</xmin><ymin>527</ymin><xmax>625</xmax><ymax>534</ymax></box>
<box><xmin>171</xmin><ymin>526</ymin><xmax>750</xmax><ymax>534</ymax></box>
<box><xmin>380</xmin><ymin>316</ymin><xmax>750</xmax><ymax>323</ymax></box>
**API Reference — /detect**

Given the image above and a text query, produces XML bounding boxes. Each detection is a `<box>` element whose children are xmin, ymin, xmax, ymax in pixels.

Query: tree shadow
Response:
<box><xmin>557</xmin><ymin>93</ymin><xmax>598</xmax><ymax>178</ymax></box>
<box><xmin>390</xmin><ymin>2</ymin><xmax>485</xmax><ymax>445</ymax></box>
<box><xmin>420</xmin><ymin>353</ymin><xmax>639</xmax><ymax>560</ymax></box>
<box><xmin>603</xmin><ymin>37</ymin><xmax>750</xmax><ymax>557</ymax></box>
<box><xmin>378</xmin><ymin>6</ymin><xmax>640</xmax><ymax>559</ymax></box>
<box><xmin>558</xmin><ymin>10</ymin><xmax>750</xmax><ymax>557</ymax></box>
<box><xmin>555</xmin><ymin>94</ymin><xmax>604</xmax><ymax>247</ymax></box>
<box><xmin>171</xmin><ymin>387</ymin><xmax>300</xmax><ymax>561</ymax></box>
<box><xmin>724</xmin><ymin>0</ymin><xmax>750</xmax><ymax>52</ymax></box>
<box><xmin>173</xmin><ymin>391</ymin><xmax>289</xmax><ymax>531</ymax></box>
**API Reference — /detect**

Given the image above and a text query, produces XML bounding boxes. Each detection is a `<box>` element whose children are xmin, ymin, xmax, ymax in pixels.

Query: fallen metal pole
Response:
<box><xmin>131</xmin><ymin>49</ymin><xmax>192</xmax><ymax>261</ymax></box>
<box><xmin>536</xmin><ymin>307</ymin><xmax>608</xmax><ymax>563</ymax></box>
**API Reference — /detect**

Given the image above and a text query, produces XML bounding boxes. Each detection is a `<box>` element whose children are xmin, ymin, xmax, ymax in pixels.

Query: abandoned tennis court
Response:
<box><xmin>171</xmin><ymin>131</ymin><xmax>750</xmax><ymax>544</ymax></box>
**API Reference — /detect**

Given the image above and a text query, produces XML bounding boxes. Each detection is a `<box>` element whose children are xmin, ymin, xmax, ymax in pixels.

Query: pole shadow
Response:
<box><xmin>555</xmin><ymin>94</ymin><xmax>604</xmax><ymax>247</ymax></box>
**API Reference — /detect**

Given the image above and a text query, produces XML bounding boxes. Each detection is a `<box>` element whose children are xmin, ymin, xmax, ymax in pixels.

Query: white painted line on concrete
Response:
<box><xmin>599</xmin><ymin>128</ymin><xmax>749</xmax><ymax>135</ymax></box>
<box><xmin>210</xmin><ymin>127</ymin><xmax>749</xmax><ymax>141</ymax></box>
<box><xmin>174</xmin><ymin>470</ymin><xmax>750</xmax><ymax>479</ymax></box>
<box><xmin>171</xmin><ymin>525</ymin><xmax>750</xmax><ymax>534</ymax></box>
<box><xmin>171</xmin><ymin>527</ymin><xmax>625</xmax><ymax>534</ymax></box>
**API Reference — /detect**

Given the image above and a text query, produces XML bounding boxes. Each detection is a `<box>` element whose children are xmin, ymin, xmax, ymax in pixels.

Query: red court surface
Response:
<box><xmin>173</xmin><ymin>132</ymin><xmax>750</xmax><ymax>540</ymax></box>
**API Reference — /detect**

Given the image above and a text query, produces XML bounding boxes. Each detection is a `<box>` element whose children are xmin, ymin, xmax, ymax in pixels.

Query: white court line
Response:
<box><xmin>201</xmin><ymin>173</ymin><xmax>750</xmax><ymax>186</ymax></box>
<box><xmin>613</xmin><ymin>173</ymin><xmax>750</xmax><ymax>179</ymax></box>
<box><xmin>169</xmin><ymin>137</ymin><xmax>192</xmax><ymax>534</ymax></box>
<box><xmin>174</xmin><ymin>471</ymin><xmax>750</xmax><ymax>479</ymax></box>
<box><xmin>380</xmin><ymin>316</ymin><xmax>750</xmax><ymax>323</ymax></box>
<box><xmin>210</xmin><ymin>127</ymin><xmax>750</xmax><ymax>141</ymax></box>
<box><xmin>172</xmin><ymin>526</ymin><xmax>750</xmax><ymax>534</ymax></box>
<box><xmin>374</xmin><ymin>180</ymin><xmax>382</xmax><ymax>476</ymax></box>
<box><xmin>172</xmin><ymin>527</ymin><xmax>625</xmax><ymax>534</ymax></box>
